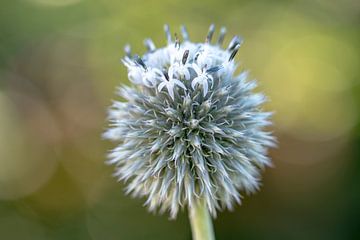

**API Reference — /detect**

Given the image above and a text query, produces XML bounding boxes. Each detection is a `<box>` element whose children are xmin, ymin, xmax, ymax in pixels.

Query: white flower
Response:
<box><xmin>157</xmin><ymin>66</ymin><xmax>186</xmax><ymax>100</ymax></box>
<box><xmin>167</xmin><ymin>45</ymin><xmax>184</xmax><ymax>64</ymax></box>
<box><xmin>142</xmin><ymin>67</ymin><xmax>163</xmax><ymax>88</ymax></box>
<box><xmin>171</xmin><ymin>62</ymin><xmax>191</xmax><ymax>80</ymax></box>
<box><xmin>105</xmin><ymin>24</ymin><xmax>275</xmax><ymax>218</ymax></box>
<box><xmin>122</xmin><ymin>58</ymin><xmax>143</xmax><ymax>85</ymax></box>
<box><xmin>195</xmin><ymin>44</ymin><xmax>224</xmax><ymax>68</ymax></box>
<box><xmin>191</xmin><ymin>63</ymin><xmax>214</xmax><ymax>97</ymax></box>
<box><xmin>122</xmin><ymin>57</ymin><xmax>163</xmax><ymax>88</ymax></box>
<box><xmin>143</xmin><ymin>48</ymin><xmax>169</xmax><ymax>68</ymax></box>
<box><xmin>170</xmin><ymin>50</ymin><xmax>191</xmax><ymax>80</ymax></box>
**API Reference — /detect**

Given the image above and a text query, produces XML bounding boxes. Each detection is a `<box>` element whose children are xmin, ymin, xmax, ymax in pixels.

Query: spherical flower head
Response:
<box><xmin>104</xmin><ymin>24</ymin><xmax>275</xmax><ymax>218</ymax></box>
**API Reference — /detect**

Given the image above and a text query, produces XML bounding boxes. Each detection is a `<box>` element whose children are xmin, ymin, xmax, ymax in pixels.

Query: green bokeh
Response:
<box><xmin>1</xmin><ymin>0</ymin><xmax>359</xmax><ymax>239</ymax></box>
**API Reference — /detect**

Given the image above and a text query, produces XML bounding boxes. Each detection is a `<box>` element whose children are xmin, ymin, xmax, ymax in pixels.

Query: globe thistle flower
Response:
<box><xmin>104</xmin><ymin>24</ymin><xmax>275</xmax><ymax>221</ymax></box>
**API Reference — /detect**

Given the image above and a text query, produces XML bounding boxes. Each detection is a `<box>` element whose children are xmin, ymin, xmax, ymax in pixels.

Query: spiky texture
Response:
<box><xmin>104</xmin><ymin>24</ymin><xmax>275</xmax><ymax>218</ymax></box>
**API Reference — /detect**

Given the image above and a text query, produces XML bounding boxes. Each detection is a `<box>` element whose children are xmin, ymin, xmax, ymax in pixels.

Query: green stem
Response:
<box><xmin>188</xmin><ymin>199</ymin><xmax>215</xmax><ymax>240</ymax></box>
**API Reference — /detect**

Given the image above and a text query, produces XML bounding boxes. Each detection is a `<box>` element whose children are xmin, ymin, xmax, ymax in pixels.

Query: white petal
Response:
<box><xmin>153</xmin><ymin>68</ymin><xmax>163</xmax><ymax>76</ymax></box>
<box><xmin>128</xmin><ymin>70</ymin><xmax>142</xmax><ymax>84</ymax></box>
<box><xmin>158</xmin><ymin>82</ymin><xmax>166</xmax><ymax>92</ymax></box>
<box><xmin>173</xmin><ymin>79</ymin><xmax>186</xmax><ymax>90</ymax></box>
<box><xmin>166</xmin><ymin>83</ymin><xmax>175</xmax><ymax>100</ymax></box>
<box><xmin>184</xmin><ymin>69</ymin><xmax>191</xmax><ymax>80</ymax></box>
<box><xmin>191</xmin><ymin>63</ymin><xmax>202</xmax><ymax>76</ymax></box>
<box><xmin>203</xmin><ymin>80</ymin><xmax>208</xmax><ymax>97</ymax></box>
<box><xmin>121</xmin><ymin>58</ymin><xmax>133</xmax><ymax>68</ymax></box>
<box><xmin>191</xmin><ymin>77</ymin><xmax>200</xmax><ymax>90</ymax></box>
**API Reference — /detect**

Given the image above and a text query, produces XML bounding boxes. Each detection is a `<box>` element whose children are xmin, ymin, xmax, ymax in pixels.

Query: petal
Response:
<box><xmin>128</xmin><ymin>70</ymin><xmax>142</xmax><ymax>84</ymax></box>
<box><xmin>184</xmin><ymin>69</ymin><xmax>191</xmax><ymax>80</ymax></box>
<box><xmin>191</xmin><ymin>63</ymin><xmax>202</xmax><ymax>76</ymax></box>
<box><xmin>203</xmin><ymin>80</ymin><xmax>208</xmax><ymax>97</ymax></box>
<box><xmin>153</xmin><ymin>68</ymin><xmax>164</xmax><ymax>76</ymax></box>
<box><xmin>166</xmin><ymin>83</ymin><xmax>175</xmax><ymax>100</ymax></box>
<box><xmin>158</xmin><ymin>82</ymin><xmax>166</xmax><ymax>92</ymax></box>
<box><xmin>208</xmin><ymin>75</ymin><xmax>214</xmax><ymax>88</ymax></box>
<box><xmin>143</xmin><ymin>78</ymin><xmax>154</xmax><ymax>88</ymax></box>
<box><xmin>191</xmin><ymin>77</ymin><xmax>199</xmax><ymax>90</ymax></box>
<box><xmin>121</xmin><ymin>58</ymin><xmax>134</xmax><ymax>68</ymax></box>
<box><xmin>173</xmin><ymin>79</ymin><xmax>186</xmax><ymax>90</ymax></box>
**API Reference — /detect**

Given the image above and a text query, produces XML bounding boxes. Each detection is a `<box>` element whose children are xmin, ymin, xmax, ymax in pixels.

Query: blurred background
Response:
<box><xmin>1</xmin><ymin>0</ymin><xmax>360</xmax><ymax>239</ymax></box>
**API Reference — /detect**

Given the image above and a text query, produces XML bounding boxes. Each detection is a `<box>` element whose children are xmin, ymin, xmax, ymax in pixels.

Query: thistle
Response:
<box><xmin>104</xmin><ymin>24</ymin><xmax>275</xmax><ymax>240</ymax></box>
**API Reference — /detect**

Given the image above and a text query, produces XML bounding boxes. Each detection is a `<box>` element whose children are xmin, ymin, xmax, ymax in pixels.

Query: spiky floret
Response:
<box><xmin>104</xmin><ymin>24</ymin><xmax>275</xmax><ymax>218</ymax></box>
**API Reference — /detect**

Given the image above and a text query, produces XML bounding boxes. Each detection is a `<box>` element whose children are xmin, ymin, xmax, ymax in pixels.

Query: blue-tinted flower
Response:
<box><xmin>158</xmin><ymin>66</ymin><xmax>186</xmax><ymax>100</ymax></box>
<box><xmin>104</xmin><ymin>24</ymin><xmax>275</xmax><ymax>218</ymax></box>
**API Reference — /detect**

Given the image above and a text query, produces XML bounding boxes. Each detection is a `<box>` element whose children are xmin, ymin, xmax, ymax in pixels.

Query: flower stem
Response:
<box><xmin>189</xmin><ymin>199</ymin><xmax>215</xmax><ymax>240</ymax></box>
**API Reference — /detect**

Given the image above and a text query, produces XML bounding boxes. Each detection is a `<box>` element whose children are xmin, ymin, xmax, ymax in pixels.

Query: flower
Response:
<box><xmin>170</xmin><ymin>49</ymin><xmax>192</xmax><ymax>80</ymax></box>
<box><xmin>104</xmin><ymin>24</ymin><xmax>275</xmax><ymax>218</ymax></box>
<box><xmin>157</xmin><ymin>66</ymin><xmax>186</xmax><ymax>100</ymax></box>
<box><xmin>191</xmin><ymin>64</ymin><xmax>222</xmax><ymax>97</ymax></box>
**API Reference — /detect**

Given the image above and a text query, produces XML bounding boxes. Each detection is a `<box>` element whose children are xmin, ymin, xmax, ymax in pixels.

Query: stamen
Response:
<box><xmin>133</xmin><ymin>55</ymin><xmax>147</xmax><ymax>70</ymax></box>
<box><xmin>144</xmin><ymin>38</ymin><xmax>156</xmax><ymax>52</ymax></box>
<box><xmin>206</xmin><ymin>65</ymin><xmax>223</xmax><ymax>73</ymax></box>
<box><xmin>227</xmin><ymin>35</ymin><xmax>243</xmax><ymax>52</ymax></box>
<box><xmin>182</xmin><ymin>50</ymin><xmax>189</xmax><ymax>65</ymax></box>
<box><xmin>174</xmin><ymin>33</ymin><xmax>180</xmax><ymax>49</ymax></box>
<box><xmin>217</xmin><ymin>27</ymin><xmax>227</xmax><ymax>45</ymax></box>
<box><xmin>228</xmin><ymin>44</ymin><xmax>241</xmax><ymax>61</ymax></box>
<box><xmin>180</xmin><ymin>25</ymin><xmax>189</xmax><ymax>41</ymax></box>
<box><xmin>163</xmin><ymin>71</ymin><xmax>170</xmax><ymax>81</ymax></box>
<box><xmin>194</xmin><ymin>51</ymin><xmax>200</xmax><ymax>61</ymax></box>
<box><xmin>164</xmin><ymin>24</ymin><xmax>172</xmax><ymax>44</ymax></box>
<box><xmin>206</xmin><ymin>24</ymin><xmax>215</xmax><ymax>43</ymax></box>
<box><xmin>124</xmin><ymin>44</ymin><xmax>131</xmax><ymax>58</ymax></box>
<box><xmin>203</xmin><ymin>64</ymin><xmax>208</xmax><ymax>71</ymax></box>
